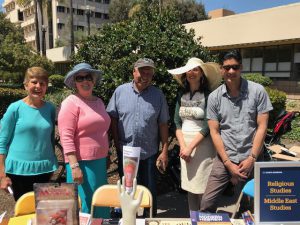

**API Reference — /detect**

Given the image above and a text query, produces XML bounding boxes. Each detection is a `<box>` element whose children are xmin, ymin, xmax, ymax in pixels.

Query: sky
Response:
<box><xmin>199</xmin><ymin>0</ymin><xmax>300</xmax><ymax>14</ymax></box>
<box><xmin>1</xmin><ymin>0</ymin><xmax>300</xmax><ymax>13</ymax></box>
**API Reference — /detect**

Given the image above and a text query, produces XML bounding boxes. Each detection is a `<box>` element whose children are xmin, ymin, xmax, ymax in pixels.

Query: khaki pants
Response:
<box><xmin>200</xmin><ymin>156</ymin><xmax>252</xmax><ymax>212</ymax></box>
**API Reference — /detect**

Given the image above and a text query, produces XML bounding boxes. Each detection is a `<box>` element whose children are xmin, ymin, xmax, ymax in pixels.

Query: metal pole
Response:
<box><xmin>41</xmin><ymin>25</ymin><xmax>47</xmax><ymax>56</ymax></box>
<box><xmin>70</xmin><ymin>0</ymin><xmax>75</xmax><ymax>54</ymax></box>
<box><xmin>86</xmin><ymin>5</ymin><xmax>91</xmax><ymax>36</ymax></box>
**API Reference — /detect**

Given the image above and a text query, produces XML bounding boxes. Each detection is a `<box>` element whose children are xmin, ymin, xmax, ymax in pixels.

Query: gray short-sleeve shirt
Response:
<box><xmin>207</xmin><ymin>78</ymin><xmax>273</xmax><ymax>163</ymax></box>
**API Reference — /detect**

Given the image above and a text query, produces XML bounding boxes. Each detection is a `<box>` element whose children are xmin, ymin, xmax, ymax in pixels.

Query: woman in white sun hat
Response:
<box><xmin>168</xmin><ymin>58</ymin><xmax>222</xmax><ymax>211</ymax></box>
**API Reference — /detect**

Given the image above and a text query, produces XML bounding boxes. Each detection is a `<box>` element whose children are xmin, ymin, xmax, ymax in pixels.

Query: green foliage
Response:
<box><xmin>45</xmin><ymin>89</ymin><xmax>73</xmax><ymax>108</ymax></box>
<box><xmin>242</xmin><ymin>73</ymin><xmax>273</xmax><ymax>87</ymax></box>
<box><xmin>73</xmin><ymin>4</ymin><xmax>213</xmax><ymax>121</ymax></box>
<box><xmin>0</xmin><ymin>12</ymin><xmax>54</xmax><ymax>77</ymax></box>
<box><xmin>170</xmin><ymin>0</ymin><xmax>208</xmax><ymax>23</ymax></box>
<box><xmin>109</xmin><ymin>0</ymin><xmax>208</xmax><ymax>24</ymax></box>
<box><xmin>282</xmin><ymin>115</ymin><xmax>300</xmax><ymax>141</ymax></box>
<box><xmin>49</xmin><ymin>74</ymin><xmax>65</xmax><ymax>89</ymax></box>
<box><xmin>0</xmin><ymin>87</ymin><xmax>26</xmax><ymax>118</ymax></box>
<box><xmin>265</xmin><ymin>87</ymin><xmax>286</xmax><ymax>126</ymax></box>
<box><xmin>242</xmin><ymin>74</ymin><xmax>286</xmax><ymax>127</ymax></box>
<box><xmin>0</xmin><ymin>70</ymin><xmax>23</xmax><ymax>83</ymax></box>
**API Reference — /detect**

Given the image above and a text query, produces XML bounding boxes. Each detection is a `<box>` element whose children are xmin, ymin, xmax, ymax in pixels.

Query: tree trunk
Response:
<box><xmin>34</xmin><ymin>0</ymin><xmax>40</xmax><ymax>53</ymax></box>
<box><xmin>70</xmin><ymin>0</ymin><xmax>74</xmax><ymax>54</ymax></box>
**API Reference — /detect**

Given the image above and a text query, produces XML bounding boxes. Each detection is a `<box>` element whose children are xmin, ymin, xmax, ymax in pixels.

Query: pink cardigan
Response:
<box><xmin>58</xmin><ymin>94</ymin><xmax>111</xmax><ymax>163</ymax></box>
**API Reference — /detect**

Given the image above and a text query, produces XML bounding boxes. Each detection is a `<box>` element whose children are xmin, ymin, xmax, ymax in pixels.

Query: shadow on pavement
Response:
<box><xmin>157</xmin><ymin>191</ymin><xmax>189</xmax><ymax>218</ymax></box>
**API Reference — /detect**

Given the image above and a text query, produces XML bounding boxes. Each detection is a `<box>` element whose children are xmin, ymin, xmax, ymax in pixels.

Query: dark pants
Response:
<box><xmin>7</xmin><ymin>172</ymin><xmax>52</xmax><ymax>201</ymax></box>
<box><xmin>200</xmin><ymin>156</ymin><xmax>251</xmax><ymax>212</ymax></box>
<box><xmin>117</xmin><ymin>151</ymin><xmax>157</xmax><ymax>216</ymax></box>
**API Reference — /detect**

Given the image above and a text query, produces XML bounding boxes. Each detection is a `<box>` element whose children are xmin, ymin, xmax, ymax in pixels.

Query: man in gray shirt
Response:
<box><xmin>200</xmin><ymin>50</ymin><xmax>273</xmax><ymax>212</ymax></box>
<box><xmin>107</xmin><ymin>58</ymin><xmax>169</xmax><ymax>216</ymax></box>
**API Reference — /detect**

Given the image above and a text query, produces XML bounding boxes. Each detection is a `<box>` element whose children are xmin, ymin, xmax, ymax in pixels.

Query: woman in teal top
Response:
<box><xmin>0</xmin><ymin>67</ymin><xmax>58</xmax><ymax>200</ymax></box>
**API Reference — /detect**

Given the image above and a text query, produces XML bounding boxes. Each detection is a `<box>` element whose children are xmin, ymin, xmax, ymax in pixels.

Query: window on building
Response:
<box><xmin>77</xmin><ymin>26</ymin><xmax>84</xmax><ymax>31</ymax></box>
<box><xmin>95</xmin><ymin>0</ymin><xmax>101</xmax><ymax>3</ymax></box>
<box><xmin>293</xmin><ymin>44</ymin><xmax>300</xmax><ymax>79</ymax></box>
<box><xmin>264</xmin><ymin>45</ymin><xmax>292</xmax><ymax>78</ymax></box>
<box><xmin>241</xmin><ymin>47</ymin><xmax>263</xmax><ymax>72</ymax></box>
<box><xmin>103</xmin><ymin>0</ymin><xmax>110</xmax><ymax>4</ymax></box>
<box><xmin>95</xmin><ymin>12</ymin><xmax>102</xmax><ymax>18</ymax></box>
<box><xmin>57</xmin><ymin>6</ymin><xmax>65</xmax><ymax>13</ymax></box>
<box><xmin>77</xmin><ymin>9</ymin><xmax>84</xmax><ymax>15</ymax></box>
<box><xmin>18</xmin><ymin>10</ymin><xmax>24</xmax><ymax>21</ymax></box>
<box><xmin>103</xmin><ymin>13</ymin><xmax>109</xmax><ymax>19</ymax></box>
<box><xmin>58</xmin><ymin>23</ymin><xmax>65</xmax><ymax>30</ymax></box>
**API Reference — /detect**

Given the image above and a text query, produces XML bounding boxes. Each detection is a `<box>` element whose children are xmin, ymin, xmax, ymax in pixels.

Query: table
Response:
<box><xmin>7</xmin><ymin>215</ymin><xmax>246</xmax><ymax>225</ymax></box>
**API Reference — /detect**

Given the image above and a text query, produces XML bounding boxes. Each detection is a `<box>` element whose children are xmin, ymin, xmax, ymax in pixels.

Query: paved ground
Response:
<box><xmin>157</xmin><ymin>191</ymin><xmax>189</xmax><ymax>218</ymax></box>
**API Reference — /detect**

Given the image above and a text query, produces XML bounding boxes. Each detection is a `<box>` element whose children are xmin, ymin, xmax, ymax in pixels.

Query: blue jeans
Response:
<box><xmin>117</xmin><ymin>151</ymin><xmax>157</xmax><ymax>216</ymax></box>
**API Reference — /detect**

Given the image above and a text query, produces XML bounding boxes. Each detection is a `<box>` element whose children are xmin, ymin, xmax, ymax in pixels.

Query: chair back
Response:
<box><xmin>242</xmin><ymin>179</ymin><xmax>254</xmax><ymax>198</ymax></box>
<box><xmin>91</xmin><ymin>184</ymin><xmax>153</xmax><ymax>218</ymax></box>
<box><xmin>14</xmin><ymin>191</ymin><xmax>82</xmax><ymax>217</ymax></box>
<box><xmin>14</xmin><ymin>192</ymin><xmax>35</xmax><ymax>216</ymax></box>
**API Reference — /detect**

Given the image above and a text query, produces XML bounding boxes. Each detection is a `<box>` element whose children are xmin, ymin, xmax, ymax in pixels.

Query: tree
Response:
<box><xmin>0</xmin><ymin>12</ymin><xmax>54</xmax><ymax>77</ymax></box>
<box><xmin>73</xmin><ymin>3</ymin><xmax>213</xmax><ymax>122</ymax></box>
<box><xmin>109</xmin><ymin>0</ymin><xmax>133</xmax><ymax>23</ymax></box>
<box><xmin>109</xmin><ymin>0</ymin><xmax>208</xmax><ymax>24</ymax></box>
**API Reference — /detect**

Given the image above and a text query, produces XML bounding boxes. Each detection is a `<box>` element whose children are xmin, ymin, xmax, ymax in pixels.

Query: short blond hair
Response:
<box><xmin>23</xmin><ymin>67</ymin><xmax>49</xmax><ymax>84</ymax></box>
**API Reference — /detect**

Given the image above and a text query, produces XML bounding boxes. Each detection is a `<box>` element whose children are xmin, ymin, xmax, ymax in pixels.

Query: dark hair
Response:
<box><xmin>181</xmin><ymin>71</ymin><xmax>209</xmax><ymax>94</ymax></box>
<box><xmin>219</xmin><ymin>49</ymin><xmax>242</xmax><ymax>65</ymax></box>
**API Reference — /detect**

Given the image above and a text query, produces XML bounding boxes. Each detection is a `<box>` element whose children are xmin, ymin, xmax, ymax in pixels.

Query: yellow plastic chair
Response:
<box><xmin>14</xmin><ymin>191</ymin><xmax>82</xmax><ymax>217</ymax></box>
<box><xmin>91</xmin><ymin>184</ymin><xmax>153</xmax><ymax>218</ymax></box>
<box><xmin>14</xmin><ymin>192</ymin><xmax>35</xmax><ymax>217</ymax></box>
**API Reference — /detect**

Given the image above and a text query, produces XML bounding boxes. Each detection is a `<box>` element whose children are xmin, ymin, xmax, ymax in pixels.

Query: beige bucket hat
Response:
<box><xmin>167</xmin><ymin>58</ymin><xmax>222</xmax><ymax>91</ymax></box>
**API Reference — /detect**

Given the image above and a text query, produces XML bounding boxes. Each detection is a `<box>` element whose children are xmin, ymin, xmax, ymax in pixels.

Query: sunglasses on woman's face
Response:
<box><xmin>75</xmin><ymin>74</ymin><xmax>93</xmax><ymax>82</ymax></box>
<box><xmin>222</xmin><ymin>64</ymin><xmax>241</xmax><ymax>71</ymax></box>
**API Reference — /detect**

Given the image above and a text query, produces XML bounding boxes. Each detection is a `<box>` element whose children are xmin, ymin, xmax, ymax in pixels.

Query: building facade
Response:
<box><xmin>185</xmin><ymin>3</ymin><xmax>300</xmax><ymax>96</ymax></box>
<box><xmin>2</xmin><ymin>0</ymin><xmax>110</xmax><ymax>54</ymax></box>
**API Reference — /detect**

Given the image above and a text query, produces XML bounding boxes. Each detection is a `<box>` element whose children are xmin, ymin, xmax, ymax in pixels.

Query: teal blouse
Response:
<box><xmin>0</xmin><ymin>100</ymin><xmax>58</xmax><ymax>175</ymax></box>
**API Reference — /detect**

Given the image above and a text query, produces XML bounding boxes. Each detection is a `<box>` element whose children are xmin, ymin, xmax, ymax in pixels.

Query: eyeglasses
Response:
<box><xmin>222</xmin><ymin>64</ymin><xmax>241</xmax><ymax>71</ymax></box>
<box><xmin>75</xmin><ymin>74</ymin><xmax>93</xmax><ymax>82</ymax></box>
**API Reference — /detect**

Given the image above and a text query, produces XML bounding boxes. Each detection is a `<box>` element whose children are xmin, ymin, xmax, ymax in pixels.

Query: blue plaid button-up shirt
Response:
<box><xmin>106</xmin><ymin>81</ymin><xmax>169</xmax><ymax>160</ymax></box>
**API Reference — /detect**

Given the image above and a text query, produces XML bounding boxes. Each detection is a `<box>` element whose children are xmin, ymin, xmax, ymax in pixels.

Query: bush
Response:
<box><xmin>49</xmin><ymin>74</ymin><xmax>65</xmax><ymax>89</ymax></box>
<box><xmin>45</xmin><ymin>89</ymin><xmax>73</xmax><ymax>108</ymax></box>
<box><xmin>242</xmin><ymin>73</ymin><xmax>272</xmax><ymax>87</ymax></box>
<box><xmin>0</xmin><ymin>87</ymin><xmax>26</xmax><ymax>118</ymax></box>
<box><xmin>282</xmin><ymin>115</ymin><xmax>300</xmax><ymax>141</ymax></box>
<box><xmin>265</xmin><ymin>87</ymin><xmax>286</xmax><ymax>127</ymax></box>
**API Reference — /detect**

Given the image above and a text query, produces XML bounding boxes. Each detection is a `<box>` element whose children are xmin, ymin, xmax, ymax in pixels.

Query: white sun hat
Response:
<box><xmin>167</xmin><ymin>57</ymin><xmax>222</xmax><ymax>91</ymax></box>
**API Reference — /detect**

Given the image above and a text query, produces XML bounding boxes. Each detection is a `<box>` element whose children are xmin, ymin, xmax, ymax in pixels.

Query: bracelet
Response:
<box><xmin>223</xmin><ymin>159</ymin><xmax>229</xmax><ymax>165</ymax></box>
<box><xmin>70</xmin><ymin>162</ymin><xmax>79</xmax><ymax>169</ymax></box>
<box><xmin>249</xmin><ymin>153</ymin><xmax>257</xmax><ymax>161</ymax></box>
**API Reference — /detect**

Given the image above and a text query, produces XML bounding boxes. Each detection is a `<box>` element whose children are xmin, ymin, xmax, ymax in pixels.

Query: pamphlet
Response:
<box><xmin>241</xmin><ymin>210</ymin><xmax>255</xmax><ymax>225</ymax></box>
<box><xmin>34</xmin><ymin>183</ymin><xmax>79</xmax><ymax>225</ymax></box>
<box><xmin>189</xmin><ymin>211</ymin><xmax>232</xmax><ymax>225</ymax></box>
<box><xmin>123</xmin><ymin>146</ymin><xmax>141</xmax><ymax>193</ymax></box>
<box><xmin>79</xmin><ymin>212</ymin><xmax>91</xmax><ymax>225</ymax></box>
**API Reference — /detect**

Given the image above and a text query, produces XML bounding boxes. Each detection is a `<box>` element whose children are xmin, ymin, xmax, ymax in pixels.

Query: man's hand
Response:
<box><xmin>238</xmin><ymin>157</ymin><xmax>255</xmax><ymax>177</ymax></box>
<box><xmin>226</xmin><ymin>162</ymin><xmax>247</xmax><ymax>185</ymax></box>
<box><xmin>156</xmin><ymin>151</ymin><xmax>168</xmax><ymax>172</ymax></box>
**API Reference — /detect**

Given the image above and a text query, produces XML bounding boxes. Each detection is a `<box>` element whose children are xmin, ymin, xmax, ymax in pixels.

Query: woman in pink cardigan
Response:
<box><xmin>58</xmin><ymin>63</ymin><xmax>111</xmax><ymax>218</ymax></box>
